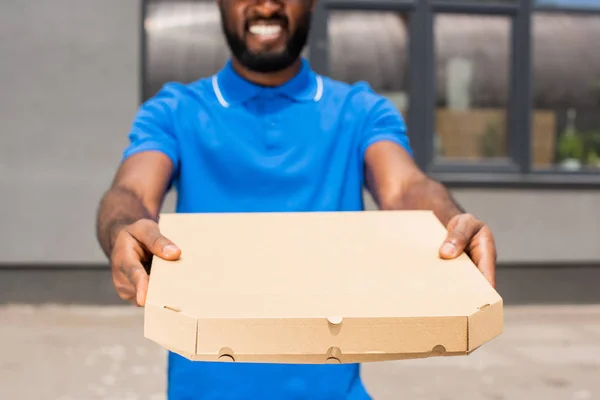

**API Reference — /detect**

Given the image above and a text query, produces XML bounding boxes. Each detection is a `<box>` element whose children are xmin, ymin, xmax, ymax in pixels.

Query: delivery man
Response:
<box><xmin>95</xmin><ymin>0</ymin><xmax>497</xmax><ymax>398</ymax></box>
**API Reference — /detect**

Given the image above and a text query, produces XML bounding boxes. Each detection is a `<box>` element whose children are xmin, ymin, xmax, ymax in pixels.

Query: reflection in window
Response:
<box><xmin>434</xmin><ymin>14</ymin><xmax>510</xmax><ymax>162</ymax></box>
<box><xmin>144</xmin><ymin>1</ymin><xmax>229</xmax><ymax>99</ymax></box>
<box><xmin>532</xmin><ymin>12</ymin><xmax>600</xmax><ymax>171</ymax></box>
<box><xmin>328</xmin><ymin>11</ymin><xmax>410</xmax><ymax>117</ymax></box>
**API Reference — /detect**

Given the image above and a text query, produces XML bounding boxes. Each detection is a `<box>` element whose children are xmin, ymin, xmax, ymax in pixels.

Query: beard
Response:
<box><xmin>219</xmin><ymin>6</ymin><xmax>312</xmax><ymax>74</ymax></box>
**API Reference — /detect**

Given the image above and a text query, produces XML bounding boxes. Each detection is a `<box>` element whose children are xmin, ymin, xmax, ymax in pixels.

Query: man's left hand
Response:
<box><xmin>438</xmin><ymin>213</ymin><xmax>497</xmax><ymax>288</ymax></box>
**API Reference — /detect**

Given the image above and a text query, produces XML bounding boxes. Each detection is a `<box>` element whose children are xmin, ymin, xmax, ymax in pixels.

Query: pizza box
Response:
<box><xmin>144</xmin><ymin>210</ymin><xmax>503</xmax><ymax>364</ymax></box>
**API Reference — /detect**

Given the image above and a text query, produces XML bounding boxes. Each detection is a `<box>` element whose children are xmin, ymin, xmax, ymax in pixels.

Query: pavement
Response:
<box><xmin>1</xmin><ymin>304</ymin><xmax>599</xmax><ymax>400</ymax></box>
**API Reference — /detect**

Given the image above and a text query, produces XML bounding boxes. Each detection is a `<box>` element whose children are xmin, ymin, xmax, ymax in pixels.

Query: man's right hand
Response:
<box><xmin>110</xmin><ymin>219</ymin><xmax>181</xmax><ymax>306</ymax></box>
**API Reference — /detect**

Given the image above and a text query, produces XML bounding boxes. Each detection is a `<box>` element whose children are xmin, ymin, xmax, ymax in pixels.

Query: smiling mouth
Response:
<box><xmin>246</xmin><ymin>20</ymin><xmax>286</xmax><ymax>42</ymax></box>
<box><xmin>249</xmin><ymin>24</ymin><xmax>282</xmax><ymax>37</ymax></box>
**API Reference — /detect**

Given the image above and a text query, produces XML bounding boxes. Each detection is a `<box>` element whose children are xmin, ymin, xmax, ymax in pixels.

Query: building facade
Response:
<box><xmin>1</xmin><ymin>0</ymin><xmax>599</xmax><ymax>303</ymax></box>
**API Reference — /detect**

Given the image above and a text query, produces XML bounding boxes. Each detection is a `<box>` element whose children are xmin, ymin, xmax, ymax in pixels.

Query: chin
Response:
<box><xmin>224</xmin><ymin>32</ymin><xmax>303</xmax><ymax>73</ymax></box>
<box><xmin>241</xmin><ymin>54</ymin><xmax>297</xmax><ymax>73</ymax></box>
<box><xmin>244</xmin><ymin>40</ymin><xmax>288</xmax><ymax>55</ymax></box>
<box><xmin>248</xmin><ymin>48</ymin><xmax>287</xmax><ymax>59</ymax></box>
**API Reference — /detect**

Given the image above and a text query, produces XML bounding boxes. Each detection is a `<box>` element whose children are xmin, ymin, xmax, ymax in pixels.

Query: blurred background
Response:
<box><xmin>1</xmin><ymin>0</ymin><xmax>599</xmax><ymax>399</ymax></box>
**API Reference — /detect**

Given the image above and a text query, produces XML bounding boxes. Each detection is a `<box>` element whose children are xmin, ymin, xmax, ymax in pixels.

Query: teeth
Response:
<box><xmin>249</xmin><ymin>24</ymin><xmax>281</xmax><ymax>37</ymax></box>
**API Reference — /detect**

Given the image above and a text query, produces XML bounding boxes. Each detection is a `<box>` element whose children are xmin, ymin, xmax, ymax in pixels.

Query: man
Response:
<box><xmin>95</xmin><ymin>0</ymin><xmax>497</xmax><ymax>398</ymax></box>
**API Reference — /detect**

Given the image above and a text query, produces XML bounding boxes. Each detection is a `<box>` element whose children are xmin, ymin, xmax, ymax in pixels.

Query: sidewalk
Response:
<box><xmin>1</xmin><ymin>304</ymin><xmax>598</xmax><ymax>400</ymax></box>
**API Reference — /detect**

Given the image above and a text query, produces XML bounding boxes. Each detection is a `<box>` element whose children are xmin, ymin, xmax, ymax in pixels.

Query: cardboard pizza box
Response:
<box><xmin>144</xmin><ymin>210</ymin><xmax>503</xmax><ymax>364</ymax></box>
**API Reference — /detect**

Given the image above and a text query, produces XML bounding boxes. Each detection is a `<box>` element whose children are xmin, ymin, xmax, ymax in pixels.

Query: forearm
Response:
<box><xmin>379</xmin><ymin>177</ymin><xmax>464</xmax><ymax>227</ymax></box>
<box><xmin>95</xmin><ymin>186</ymin><xmax>155</xmax><ymax>257</ymax></box>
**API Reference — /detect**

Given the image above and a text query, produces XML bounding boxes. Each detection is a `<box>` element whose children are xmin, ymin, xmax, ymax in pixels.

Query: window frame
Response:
<box><xmin>424</xmin><ymin>2</ymin><xmax>525</xmax><ymax>176</ymax></box>
<box><xmin>311</xmin><ymin>0</ymin><xmax>600</xmax><ymax>187</ymax></box>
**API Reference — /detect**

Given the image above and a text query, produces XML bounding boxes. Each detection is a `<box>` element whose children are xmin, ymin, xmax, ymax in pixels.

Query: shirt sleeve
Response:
<box><xmin>122</xmin><ymin>84</ymin><xmax>180</xmax><ymax>175</ymax></box>
<box><xmin>359</xmin><ymin>94</ymin><xmax>413</xmax><ymax>163</ymax></box>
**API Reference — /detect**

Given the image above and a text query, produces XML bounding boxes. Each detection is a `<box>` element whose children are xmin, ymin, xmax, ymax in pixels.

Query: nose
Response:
<box><xmin>252</xmin><ymin>0</ymin><xmax>283</xmax><ymax>16</ymax></box>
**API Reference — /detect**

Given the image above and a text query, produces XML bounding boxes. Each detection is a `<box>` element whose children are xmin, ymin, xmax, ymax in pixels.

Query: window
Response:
<box><xmin>143</xmin><ymin>0</ymin><xmax>229</xmax><ymax>100</ymax></box>
<box><xmin>531</xmin><ymin>11</ymin><xmax>600</xmax><ymax>171</ymax></box>
<box><xmin>328</xmin><ymin>10</ymin><xmax>411</xmax><ymax>119</ymax></box>
<box><xmin>433</xmin><ymin>14</ymin><xmax>511</xmax><ymax>162</ymax></box>
<box><xmin>141</xmin><ymin>0</ymin><xmax>600</xmax><ymax>186</ymax></box>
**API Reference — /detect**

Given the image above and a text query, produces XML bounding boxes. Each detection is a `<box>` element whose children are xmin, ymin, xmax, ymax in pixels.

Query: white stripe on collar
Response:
<box><xmin>314</xmin><ymin>75</ymin><xmax>324</xmax><ymax>102</ymax></box>
<box><xmin>212</xmin><ymin>75</ymin><xmax>230</xmax><ymax>108</ymax></box>
<box><xmin>212</xmin><ymin>73</ymin><xmax>324</xmax><ymax>108</ymax></box>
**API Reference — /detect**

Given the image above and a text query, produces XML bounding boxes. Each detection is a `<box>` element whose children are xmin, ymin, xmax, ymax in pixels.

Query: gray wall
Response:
<box><xmin>0</xmin><ymin>0</ymin><xmax>598</xmax><ymax>266</ymax></box>
<box><xmin>452</xmin><ymin>189</ymin><xmax>600</xmax><ymax>264</ymax></box>
<box><xmin>362</xmin><ymin>190</ymin><xmax>600</xmax><ymax>264</ymax></box>
<box><xmin>0</xmin><ymin>0</ymin><xmax>140</xmax><ymax>264</ymax></box>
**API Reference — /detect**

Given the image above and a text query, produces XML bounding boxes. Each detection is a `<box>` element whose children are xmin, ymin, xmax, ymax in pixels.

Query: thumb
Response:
<box><xmin>439</xmin><ymin>236</ymin><xmax>462</xmax><ymax>259</ymax></box>
<box><xmin>129</xmin><ymin>219</ymin><xmax>182</xmax><ymax>260</ymax></box>
<box><xmin>439</xmin><ymin>216</ymin><xmax>474</xmax><ymax>259</ymax></box>
<box><xmin>148</xmin><ymin>233</ymin><xmax>181</xmax><ymax>261</ymax></box>
<box><xmin>154</xmin><ymin>237</ymin><xmax>181</xmax><ymax>260</ymax></box>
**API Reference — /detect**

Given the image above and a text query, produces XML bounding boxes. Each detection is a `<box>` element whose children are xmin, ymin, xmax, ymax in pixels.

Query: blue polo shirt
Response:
<box><xmin>123</xmin><ymin>58</ymin><xmax>412</xmax><ymax>399</ymax></box>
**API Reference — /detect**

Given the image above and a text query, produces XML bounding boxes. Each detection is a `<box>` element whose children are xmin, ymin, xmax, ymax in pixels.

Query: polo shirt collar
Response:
<box><xmin>212</xmin><ymin>58</ymin><xmax>323</xmax><ymax>107</ymax></box>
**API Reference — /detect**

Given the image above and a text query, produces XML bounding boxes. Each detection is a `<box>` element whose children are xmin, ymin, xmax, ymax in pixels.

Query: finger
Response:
<box><xmin>123</xmin><ymin>263</ymin><xmax>148</xmax><ymax>306</ymax></box>
<box><xmin>111</xmin><ymin>251</ymin><xmax>136</xmax><ymax>303</ymax></box>
<box><xmin>119</xmin><ymin>248</ymin><xmax>150</xmax><ymax>306</ymax></box>
<box><xmin>439</xmin><ymin>215</ymin><xmax>482</xmax><ymax>259</ymax></box>
<box><xmin>113</xmin><ymin>275</ymin><xmax>136</xmax><ymax>301</ymax></box>
<box><xmin>478</xmin><ymin>252</ymin><xmax>496</xmax><ymax>288</ymax></box>
<box><xmin>113</xmin><ymin>269</ymin><xmax>139</xmax><ymax>305</ymax></box>
<box><xmin>128</xmin><ymin>219</ymin><xmax>181</xmax><ymax>260</ymax></box>
<box><xmin>474</xmin><ymin>232</ymin><xmax>497</xmax><ymax>288</ymax></box>
<box><xmin>135</xmin><ymin>273</ymin><xmax>149</xmax><ymax>307</ymax></box>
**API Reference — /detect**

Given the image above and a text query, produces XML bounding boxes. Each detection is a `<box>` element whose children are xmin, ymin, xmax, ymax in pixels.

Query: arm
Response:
<box><xmin>355</xmin><ymin>92</ymin><xmax>463</xmax><ymax>225</ymax></box>
<box><xmin>364</xmin><ymin>141</ymin><xmax>496</xmax><ymax>287</ymax></box>
<box><xmin>95</xmin><ymin>152</ymin><xmax>181</xmax><ymax>306</ymax></box>
<box><xmin>97</xmin><ymin>84</ymin><xmax>183</xmax><ymax>305</ymax></box>
<box><xmin>356</xmin><ymin>89</ymin><xmax>497</xmax><ymax>287</ymax></box>
<box><xmin>96</xmin><ymin>151</ymin><xmax>173</xmax><ymax>257</ymax></box>
<box><xmin>364</xmin><ymin>141</ymin><xmax>463</xmax><ymax>226</ymax></box>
